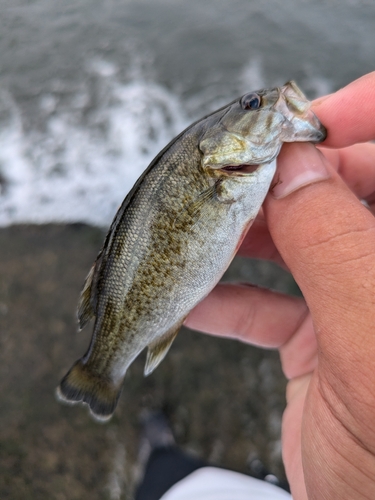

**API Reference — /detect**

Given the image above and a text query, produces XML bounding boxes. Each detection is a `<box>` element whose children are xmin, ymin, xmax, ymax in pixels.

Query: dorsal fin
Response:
<box><xmin>77</xmin><ymin>264</ymin><xmax>95</xmax><ymax>330</ymax></box>
<box><xmin>77</xmin><ymin>223</ymin><xmax>115</xmax><ymax>331</ymax></box>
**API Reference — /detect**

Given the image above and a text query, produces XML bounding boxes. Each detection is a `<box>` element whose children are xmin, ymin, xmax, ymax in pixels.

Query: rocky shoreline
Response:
<box><xmin>0</xmin><ymin>224</ymin><xmax>296</xmax><ymax>499</ymax></box>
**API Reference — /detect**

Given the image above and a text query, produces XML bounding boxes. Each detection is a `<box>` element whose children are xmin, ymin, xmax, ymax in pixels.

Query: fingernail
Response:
<box><xmin>272</xmin><ymin>143</ymin><xmax>331</xmax><ymax>199</ymax></box>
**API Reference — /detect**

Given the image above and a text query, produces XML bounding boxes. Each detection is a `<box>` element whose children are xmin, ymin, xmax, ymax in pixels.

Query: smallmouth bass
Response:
<box><xmin>57</xmin><ymin>81</ymin><xmax>326</xmax><ymax>421</ymax></box>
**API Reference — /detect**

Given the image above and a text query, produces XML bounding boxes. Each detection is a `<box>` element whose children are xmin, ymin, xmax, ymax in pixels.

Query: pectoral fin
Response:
<box><xmin>144</xmin><ymin>320</ymin><xmax>186</xmax><ymax>376</ymax></box>
<box><xmin>173</xmin><ymin>183</ymin><xmax>219</xmax><ymax>230</ymax></box>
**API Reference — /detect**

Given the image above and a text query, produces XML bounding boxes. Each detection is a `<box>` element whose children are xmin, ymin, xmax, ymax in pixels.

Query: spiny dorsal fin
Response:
<box><xmin>77</xmin><ymin>264</ymin><xmax>95</xmax><ymax>330</ymax></box>
<box><xmin>76</xmin><ymin>186</ymin><xmax>134</xmax><ymax>332</ymax></box>
<box><xmin>144</xmin><ymin>321</ymin><xmax>185</xmax><ymax>376</ymax></box>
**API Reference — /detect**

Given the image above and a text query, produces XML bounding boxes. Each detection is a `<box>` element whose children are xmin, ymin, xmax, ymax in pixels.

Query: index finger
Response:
<box><xmin>312</xmin><ymin>72</ymin><xmax>375</xmax><ymax>148</ymax></box>
<box><xmin>185</xmin><ymin>283</ymin><xmax>307</xmax><ymax>348</ymax></box>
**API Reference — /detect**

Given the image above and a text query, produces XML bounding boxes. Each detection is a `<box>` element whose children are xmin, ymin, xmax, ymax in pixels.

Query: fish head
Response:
<box><xmin>199</xmin><ymin>81</ymin><xmax>326</xmax><ymax>175</ymax></box>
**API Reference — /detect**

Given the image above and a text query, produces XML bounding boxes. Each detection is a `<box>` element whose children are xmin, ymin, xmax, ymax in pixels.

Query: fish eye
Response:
<box><xmin>241</xmin><ymin>93</ymin><xmax>261</xmax><ymax>110</ymax></box>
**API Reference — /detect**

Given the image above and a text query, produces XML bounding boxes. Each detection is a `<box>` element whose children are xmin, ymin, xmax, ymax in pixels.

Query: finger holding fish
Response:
<box><xmin>239</xmin><ymin>141</ymin><xmax>375</xmax><ymax>262</ymax></box>
<box><xmin>312</xmin><ymin>71</ymin><xmax>375</xmax><ymax>148</ymax></box>
<box><xmin>318</xmin><ymin>143</ymin><xmax>375</xmax><ymax>205</ymax></box>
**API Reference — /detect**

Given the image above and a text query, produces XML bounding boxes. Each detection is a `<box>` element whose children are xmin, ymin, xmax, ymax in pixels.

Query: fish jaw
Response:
<box><xmin>278</xmin><ymin>81</ymin><xmax>327</xmax><ymax>143</ymax></box>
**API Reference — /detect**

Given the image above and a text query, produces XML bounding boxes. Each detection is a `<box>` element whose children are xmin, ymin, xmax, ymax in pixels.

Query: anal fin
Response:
<box><xmin>144</xmin><ymin>320</ymin><xmax>185</xmax><ymax>376</ymax></box>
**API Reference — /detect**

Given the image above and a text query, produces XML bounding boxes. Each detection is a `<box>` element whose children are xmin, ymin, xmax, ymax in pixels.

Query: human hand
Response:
<box><xmin>185</xmin><ymin>72</ymin><xmax>375</xmax><ymax>499</ymax></box>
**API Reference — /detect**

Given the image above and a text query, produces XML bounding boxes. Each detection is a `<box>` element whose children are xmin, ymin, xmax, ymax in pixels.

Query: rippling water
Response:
<box><xmin>0</xmin><ymin>0</ymin><xmax>374</xmax><ymax>227</ymax></box>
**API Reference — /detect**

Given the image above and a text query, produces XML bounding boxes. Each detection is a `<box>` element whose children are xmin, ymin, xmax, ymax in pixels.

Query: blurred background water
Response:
<box><xmin>0</xmin><ymin>1</ymin><xmax>375</xmax><ymax>498</ymax></box>
<box><xmin>1</xmin><ymin>0</ymin><xmax>374</xmax><ymax>227</ymax></box>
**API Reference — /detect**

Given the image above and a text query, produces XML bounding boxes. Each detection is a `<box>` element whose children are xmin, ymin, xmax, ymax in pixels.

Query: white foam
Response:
<box><xmin>0</xmin><ymin>61</ymin><xmax>188</xmax><ymax>227</ymax></box>
<box><xmin>239</xmin><ymin>57</ymin><xmax>267</xmax><ymax>92</ymax></box>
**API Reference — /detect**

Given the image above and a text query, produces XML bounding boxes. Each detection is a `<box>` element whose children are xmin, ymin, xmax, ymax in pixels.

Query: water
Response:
<box><xmin>0</xmin><ymin>0</ymin><xmax>374</xmax><ymax>227</ymax></box>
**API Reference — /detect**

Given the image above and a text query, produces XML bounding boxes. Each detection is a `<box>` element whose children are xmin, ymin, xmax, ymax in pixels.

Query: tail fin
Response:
<box><xmin>56</xmin><ymin>360</ymin><xmax>122</xmax><ymax>422</ymax></box>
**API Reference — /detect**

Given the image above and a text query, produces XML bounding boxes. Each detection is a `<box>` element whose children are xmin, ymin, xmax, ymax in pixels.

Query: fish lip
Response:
<box><xmin>298</xmin><ymin>121</ymin><xmax>327</xmax><ymax>144</ymax></box>
<box><xmin>276</xmin><ymin>85</ymin><xmax>327</xmax><ymax>144</ymax></box>
<box><xmin>280</xmin><ymin>113</ymin><xmax>327</xmax><ymax>144</ymax></box>
<box><xmin>302</xmin><ymin>116</ymin><xmax>327</xmax><ymax>143</ymax></box>
<box><xmin>313</xmin><ymin>123</ymin><xmax>327</xmax><ymax>143</ymax></box>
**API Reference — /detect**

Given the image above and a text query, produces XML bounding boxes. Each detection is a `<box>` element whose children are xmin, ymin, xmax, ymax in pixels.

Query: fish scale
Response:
<box><xmin>57</xmin><ymin>81</ymin><xmax>326</xmax><ymax>421</ymax></box>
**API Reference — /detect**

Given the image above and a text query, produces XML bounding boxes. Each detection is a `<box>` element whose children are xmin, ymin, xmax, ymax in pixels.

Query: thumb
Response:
<box><xmin>265</xmin><ymin>143</ymin><xmax>375</xmax><ymax>382</ymax></box>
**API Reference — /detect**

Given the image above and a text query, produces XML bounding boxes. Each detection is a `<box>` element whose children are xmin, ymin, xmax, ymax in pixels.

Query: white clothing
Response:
<box><xmin>160</xmin><ymin>466</ymin><xmax>292</xmax><ymax>500</ymax></box>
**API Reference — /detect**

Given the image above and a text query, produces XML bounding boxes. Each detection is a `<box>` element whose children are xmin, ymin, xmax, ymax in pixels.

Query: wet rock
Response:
<box><xmin>0</xmin><ymin>224</ymin><xmax>294</xmax><ymax>498</ymax></box>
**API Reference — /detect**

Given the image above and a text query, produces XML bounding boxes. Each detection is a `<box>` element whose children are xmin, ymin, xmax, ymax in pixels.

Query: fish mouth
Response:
<box><xmin>314</xmin><ymin>123</ymin><xmax>327</xmax><ymax>143</ymax></box>
<box><xmin>220</xmin><ymin>163</ymin><xmax>262</xmax><ymax>175</ymax></box>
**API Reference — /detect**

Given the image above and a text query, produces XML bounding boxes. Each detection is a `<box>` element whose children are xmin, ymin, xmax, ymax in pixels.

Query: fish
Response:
<box><xmin>56</xmin><ymin>81</ymin><xmax>326</xmax><ymax>422</ymax></box>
